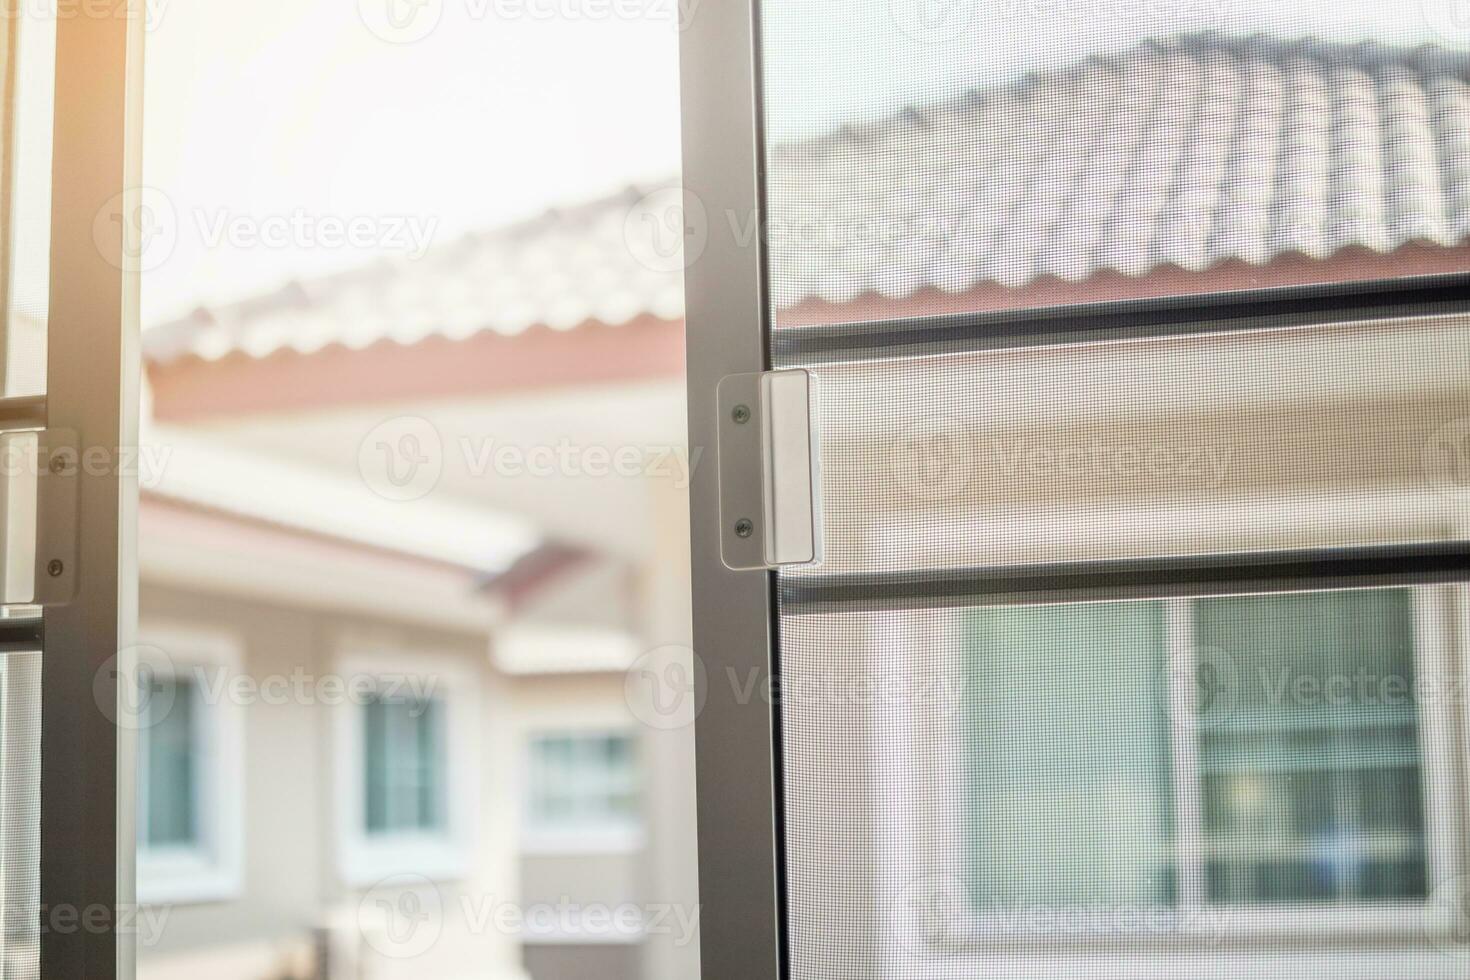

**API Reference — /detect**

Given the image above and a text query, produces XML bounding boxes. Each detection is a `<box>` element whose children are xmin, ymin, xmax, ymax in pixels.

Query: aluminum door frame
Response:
<box><xmin>679</xmin><ymin>0</ymin><xmax>785</xmax><ymax>978</ymax></box>
<box><xmin>39</xmin><ymin>1</ymin><xmax>143</xmax><ymax>975</ymax></box>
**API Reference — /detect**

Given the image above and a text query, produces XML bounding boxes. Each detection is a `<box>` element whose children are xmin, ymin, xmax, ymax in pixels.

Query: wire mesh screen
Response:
<box><xmin>760</xmin><ymin>3</ymin><xmax>1470</xmax><ymax>977</ymax></box>
<box><xmin>0</xmin><ymin>651</ymin><xmax>40</xmax><ymax>980</ymax></box>
<box><xmin>760</xmin><ymin>6</ymin><xmax>1470</xmax><ymax>329</ymax></box>
<box><xmin>774</xmin><ymin>589</ymin><xmax>1467</xmax><ymax>978</ymax></box>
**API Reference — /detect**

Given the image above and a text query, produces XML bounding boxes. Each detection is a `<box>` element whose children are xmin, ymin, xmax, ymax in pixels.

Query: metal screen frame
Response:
<box><xmin>679</xmin><ymin>7</ymin><xmax>1470</xmax><ymax>980</ymax></box>
<box><xmin>37</xmin><ymin>1</ymin><xmax>142</xmax><ymax>976</ymax></box>
<box><xmin>679</xmin><ymin>0</ymin><xmax>786</xmax><ymax>977</ymax></box>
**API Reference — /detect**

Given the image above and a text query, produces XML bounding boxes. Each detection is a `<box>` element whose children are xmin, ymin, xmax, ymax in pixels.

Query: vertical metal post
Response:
<box><xmin>40</xmin><ymin>0</ymin><xmax>141</xmax><ymax>973</ymax></box>
<box><xmin>679</xmin><ymin>0</ymin><xmax>784</xmax><ymax>975</ymax></box>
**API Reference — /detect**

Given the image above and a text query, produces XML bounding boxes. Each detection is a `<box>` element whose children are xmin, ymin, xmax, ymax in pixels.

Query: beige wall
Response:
<box><xmin>136</xmin><ymin>580</ymin><xmax>525</xmax><ymax>980</ymax></box>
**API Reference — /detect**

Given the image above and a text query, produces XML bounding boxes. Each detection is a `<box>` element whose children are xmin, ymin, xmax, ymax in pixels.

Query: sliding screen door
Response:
<box><xmin>682</xmin><ymin>5</ymin><xmax>1470</xmax><ymax>979</ymax></box>
<box><xmin>0</xmin><ymin>0</ymin><xmax>140</xmax><ymax>976</ymax></box>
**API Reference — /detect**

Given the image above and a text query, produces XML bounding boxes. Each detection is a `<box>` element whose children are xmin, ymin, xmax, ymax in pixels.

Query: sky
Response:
<box><xmin>134</xmin><ymin>0</ymin><xmax>1470</xmax><ymax>325</ymax></box>
<box><xmin>141</xmin><ymin>0</ymin><xmax>685</xmax><ymax>323</ymax></box>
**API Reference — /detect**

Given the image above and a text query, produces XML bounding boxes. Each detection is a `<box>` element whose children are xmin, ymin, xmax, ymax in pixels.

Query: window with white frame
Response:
<box><xmin>135</xmin><ymin>626</ymin><xmax>245</xmax><ymax>905</ymax></box>
<box><xmin>139</xmin><ymin>671</ymin><xmax>201</xmax><ymax>849</ymax></box>
<box><xmin>363</xmin><ymin>692</ymin><xmax>448</xmax><ymax>836</ymax></box>
<box><xmin>525</xmin><ymin>731</ymin><xmax>640</xmax><ymax>851</ymax></box>
<box><xmin>334</xmin><ymin>651</ymin><xmax>477</xmax><ymax>884</ymax></box>
<box><xmin>959</xmin><ymin>587</ymin><xmax>1439</xmax><ymax>929</ymax></box>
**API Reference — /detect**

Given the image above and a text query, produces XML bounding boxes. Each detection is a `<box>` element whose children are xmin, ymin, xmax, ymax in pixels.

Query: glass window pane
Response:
<box><xmin>141</xmin><ymin>674</ymin><xmax>198</xmax><ymax>849</ymax></box>
<box><xmin>363</xmin><ymin>695</ymin><xmax>446</xmax><ymax>836</ymax></box>
<box><xmin>967</xmin><ymin>601</ymin><xmax>1174</xmax><ymax>908</ymax></box>
<box><xmin>528</xmin><ymin>732</ymin><xmax>639</xmax><ymax>831</ymax></box>
<box><xmin>1194</xmin><ymin>589</ymin><xmax>1428</xmax><ymax>905</ymax></box>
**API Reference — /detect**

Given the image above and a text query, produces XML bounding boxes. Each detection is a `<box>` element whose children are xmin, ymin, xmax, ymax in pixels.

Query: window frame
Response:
<box><xmin>864</xmin><ymin>585</ymin><xmax>1470</xmax><ymax>979</ymax></box>
<box><xmin>361</xmin><ymin>690</ymin><xmax>450</xmax><ymax>837</ymax></box>
<box><xmin>332</xmin><ymin>646</ymin><xmax>480</xmax><ymax>887</ymax></box>
<box><xmin>133</xmin><ymin>624</ymin><xmax>246</xmax><ymax>907</ymax></box>
<box><xmin>919</xmin><ymin>588</ymin><xmax>1459</xmax><ymax>945</ymax></box>
<box><xmin>521</xmin><ymin>728</ymin><xmax>644</xmax><ymax>856</ymax></box>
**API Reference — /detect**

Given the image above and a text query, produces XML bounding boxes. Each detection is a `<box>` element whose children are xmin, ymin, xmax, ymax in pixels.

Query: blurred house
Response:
<box><xmin>135</xmin><ymin>32</ymin><xmax>1470</xmax><ymax>980</ymax></box>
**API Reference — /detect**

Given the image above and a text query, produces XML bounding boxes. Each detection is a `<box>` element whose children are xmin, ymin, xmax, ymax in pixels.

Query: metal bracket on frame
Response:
<box><xmin>0</xmin><ymin>400</ymin><xmax>79</xmax><ymax>607</ymax></box>
<box><xmin>716</xmin><ymin>369</ymin><xmax>823</xmax><ymax>571</ymax></box>
<box><xmin>34</xmin><ymin>427</ymin><xmax>79</xmax><ymax>606</ymax></box>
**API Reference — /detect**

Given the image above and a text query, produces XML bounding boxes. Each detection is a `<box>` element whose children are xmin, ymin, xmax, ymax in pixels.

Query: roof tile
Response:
<box><xmin>147</xmin><ymin>32</ymin><xmax>1470</xmax><ymax>363</ymax></box>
